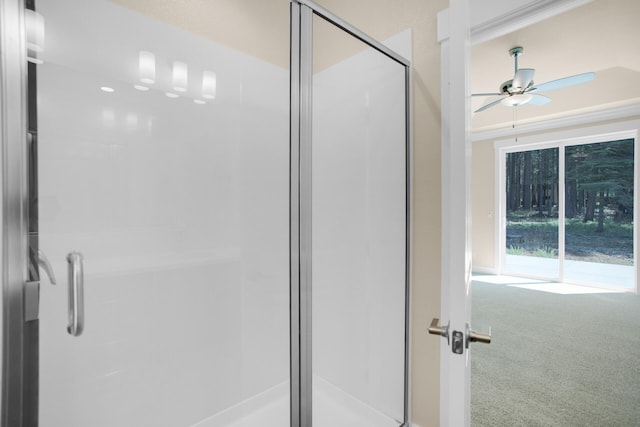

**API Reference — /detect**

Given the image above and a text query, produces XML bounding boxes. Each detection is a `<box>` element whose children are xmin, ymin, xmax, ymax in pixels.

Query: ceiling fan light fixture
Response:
<box><xmin>501</xmin><ymin>93</ymin><xmax>533</xmax><ymax>107</ymax></box>
<box><xmin>472</xmin><ymin>46</ymin><xmax>594</xmax><ymax>113</ymax></box>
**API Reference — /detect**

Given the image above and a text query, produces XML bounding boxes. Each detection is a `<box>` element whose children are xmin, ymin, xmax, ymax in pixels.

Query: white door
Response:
<box><xmin>435</xmin><ymin>1</ymin><xmax>474</xmax><ymax>426</ymax></box>
<box><xmin>437</xmin><ymin>1</ymin><xmax>600</xmax><ymax>426</ymax></box>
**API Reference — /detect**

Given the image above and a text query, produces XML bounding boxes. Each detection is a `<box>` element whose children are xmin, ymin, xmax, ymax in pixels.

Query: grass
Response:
<box><xmin>506</xmin><ymin>209</ymin><xmax>634</xmax><ymax>265</ymax></box>
<box><xmin>507</xmin><ymin>246</ymin><xmax>558</xmax><ymax>258</ymax></box>
<box><xmin>564</xmin><ymin>217</ymin><xmax>633</xmax><ymax>237</ymax></box>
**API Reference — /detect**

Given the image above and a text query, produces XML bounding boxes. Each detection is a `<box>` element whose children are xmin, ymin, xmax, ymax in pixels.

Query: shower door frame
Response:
<box><xmin>289</xmin><ymin>1</ymin><xmax>412</xmax><ymax>426</ymax></box>
<box><xmin>0</xmin><ymin>0</ymin><xmax>31</xmax><ymax>425</ymax></box>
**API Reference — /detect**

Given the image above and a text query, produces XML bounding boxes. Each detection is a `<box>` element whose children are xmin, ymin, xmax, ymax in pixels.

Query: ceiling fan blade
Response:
<box><xmin>531</xmin><ymin>72</ymin><xmax>595</xmax><ymax>93</ymax></box>
<box><xmin>472</xmin><ymin>92</ymin><xmax>502</xmax><ymax>97</ymax></box>
<box><xmin>474</xmin><ymin>97</ymin><xmax>504</xmax><ymax>113</ymax></box>
<box><xmin>512</xmin><ymin>68</ymin><xmax>535</xmax><ymax>92</ymax></box>
<box><xmin>527</xmin><ymin>94</ymin><xmax>551</xmax><ymax>106</ymax></box>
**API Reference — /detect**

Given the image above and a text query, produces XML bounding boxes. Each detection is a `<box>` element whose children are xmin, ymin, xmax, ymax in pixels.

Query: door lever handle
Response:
<box><xmin>469</xmin><ymin>329</ymin><xmax>491</xmax><ymax>344</ymax></box>
<box><xmin>428</xmin><ymin>318</ymin><xmax>450</xmax><ymax>345</ymax></box>
<box><xmin>66</xmin><ymin>252</ymin><xmax>84</xmax><ymax>337</ymax></box>
<box><xmin>466</xmin><ymin>325</ymin><xmax>491</xmax><ymax>349</ymax></box>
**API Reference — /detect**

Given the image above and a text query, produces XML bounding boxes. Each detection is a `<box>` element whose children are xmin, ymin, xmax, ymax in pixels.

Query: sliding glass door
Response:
<box><xmin>564</xmin><ymin>139</ymin><xmax>635</xmax><ymax>289</ymax></box>
<box><xmin>503</xmin><ymin>148</ymin><xmax>560</xmax><ymax>279</ymax></box>
<box><xmin>500</xmin><ymin>136</ymin><xmax>636</xmax><ymax>291</ymax></box>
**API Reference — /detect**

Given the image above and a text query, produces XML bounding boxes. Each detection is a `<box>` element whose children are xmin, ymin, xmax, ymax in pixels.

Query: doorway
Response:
<box><xmin>440</xmin><ymin>0</ymin><xmax>640</xmax><ymax>425</ymax></box>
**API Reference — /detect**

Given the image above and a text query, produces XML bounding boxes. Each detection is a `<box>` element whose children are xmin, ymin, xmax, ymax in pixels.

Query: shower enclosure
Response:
<box><xmin>0</xmin><ymin>0</ymin><xmax>411</xmax><ymax>426</ymax></box>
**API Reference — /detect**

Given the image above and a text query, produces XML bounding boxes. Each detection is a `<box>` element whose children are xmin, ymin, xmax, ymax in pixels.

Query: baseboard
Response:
<box><xmin>472</xmin><ymin>265</ymin><xmax>497</xmax><ymax>275</ymax></box>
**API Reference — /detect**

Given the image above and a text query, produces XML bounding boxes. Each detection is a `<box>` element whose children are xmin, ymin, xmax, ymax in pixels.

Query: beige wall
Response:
<box><xmin>471</xmin><ymin>139</ymin><xmax>496</xmax><ymax>271</ymax></box>
<box><xmin>111</xmin><ymin>0</ymin><xmax>446</xmax><ymax>425</ymax></box>
<box><xmin>110</xmin><ymin>0</ymin><xmax>291</xmax><ymax>68</ymax></box>
<box><xmin>311</xmin><ymin>2</ymin><xmax>447</xmax><ymax>426</ymax></box>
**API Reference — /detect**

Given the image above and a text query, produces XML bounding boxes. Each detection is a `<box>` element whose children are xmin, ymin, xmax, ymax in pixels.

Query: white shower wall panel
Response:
<box><xmin>312</xmin><ymin>29</ymin><xmax>410</xmax><ymax>424</ymax></box>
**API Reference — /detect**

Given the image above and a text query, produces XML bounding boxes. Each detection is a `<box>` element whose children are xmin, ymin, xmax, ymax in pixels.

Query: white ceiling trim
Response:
<box><xmin>437</xmin><ymin>0</ymin><xmax>592</xmax><ymax>43</ymax></box>
<box><xmin>470</xmin><ymin>0</ymin><xmax>593</xmax><ymax>45</ymax></box>
<box><xmin>472</xmin><ymin>103</ymin><xmax>640</xmax><ymax>142</ymax></box>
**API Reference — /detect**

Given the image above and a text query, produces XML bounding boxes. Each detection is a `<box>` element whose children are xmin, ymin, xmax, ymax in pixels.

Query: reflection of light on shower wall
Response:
<box><xmin>102</xmin><ymin>109</ymin><xmax>115</xmax><ymax>128</ymax></box>
<box><xmin>173</xmin><ymin>61</ymin><xmax>188</xmax><ymax>92</ymax></box>
<box><xmin>100</xmin><ymin>110</ymin><xmax>150</xmax><ymax>133</ymax></box>
<box><xmin>26</xmin><ymin>9</ymin><xmax>45</xmax><ymax>64</ymax></box>
<box><xmin>136</xmin><ymin>51</ymin><xmax>219</xmax><ymax>104</ymax></box>
<box><xmin>202</xmin><ymin>71</ymin><xmax>216</xmax><ymax>99</ymax></box>
<box><xmin>146</xmin><ymin>117</ymin><xmax>154</xmax><ymax>133</ymax></box>
<box><xmin>126</xmin><ymin>112</ymin><xmax>138</xmax><ymax>131</ymax></box>
<box><xmin>138</xmin><ymin>51</ymin><xmax>156</xmax><ymax>84</ymax></box>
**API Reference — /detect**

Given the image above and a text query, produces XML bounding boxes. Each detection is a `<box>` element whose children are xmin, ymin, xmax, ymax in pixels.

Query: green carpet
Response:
<box><xmin>471</xmin><ymin>279</ymin><xmax>640</xmax><ymax>427</ymax></box>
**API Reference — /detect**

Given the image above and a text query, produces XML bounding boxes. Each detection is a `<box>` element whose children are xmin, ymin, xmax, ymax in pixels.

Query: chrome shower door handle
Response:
<box><xmin>66</xmin><ymin>252</ymin><xmax>84</xmax><ymax>337</ymax></box>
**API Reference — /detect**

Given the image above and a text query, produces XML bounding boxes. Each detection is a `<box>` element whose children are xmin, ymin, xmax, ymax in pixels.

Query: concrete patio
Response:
<box><xmin>502</xmin><ymin>254</ymin><xmax>636</xmax><ymax>291</ymax></box>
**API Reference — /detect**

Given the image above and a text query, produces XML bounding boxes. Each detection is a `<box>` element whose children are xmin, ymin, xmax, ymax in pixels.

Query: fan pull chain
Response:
<box><xmin>513</xmin><ymin>106</ymin><xmax>518</xmax><ymax>143</ymax></box>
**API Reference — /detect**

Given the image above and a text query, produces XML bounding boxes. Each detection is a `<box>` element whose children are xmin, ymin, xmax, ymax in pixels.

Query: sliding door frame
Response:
<box><xmin>495</xmin><ymin>120</ymin><xmax>640</xmax><ymax>293</ymax></box>
<box><xmin>290</xmin><ymin>1</ymin><xmax>412</xmax><ymax>425</ymax></box>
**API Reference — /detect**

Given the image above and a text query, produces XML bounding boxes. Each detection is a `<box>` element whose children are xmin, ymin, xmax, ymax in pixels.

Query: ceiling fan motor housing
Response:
<box><xmin>500</xmin><ymin>80</ymin><xmax>533</xmax><ymax>95</ymax></box>
<box><xmin>501</xmin><ymin>46</ymin><xmax>532</xmax><ymax>94</ymax></box>
<box><xmin>500</xmin><ymin>80</ymin><xmax>513</xmax><ymax>94</ymax></box>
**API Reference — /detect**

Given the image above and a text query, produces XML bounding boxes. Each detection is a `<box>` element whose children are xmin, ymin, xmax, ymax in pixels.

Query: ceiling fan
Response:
<box><xmin>473</xmin><ymin>46</ymin><xmax>595</xmax><ymax>113</ymax></box>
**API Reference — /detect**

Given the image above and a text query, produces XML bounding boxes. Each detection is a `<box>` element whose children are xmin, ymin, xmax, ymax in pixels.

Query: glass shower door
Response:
<box><xmin>33</xmin><ymin>0</ymin><xmax>290</xmax><ymax>426</ymax></box>
<box><xmin>309</xmin><ymin>12</ymin><xmax>409</xmax><ymax>427</ymax></box>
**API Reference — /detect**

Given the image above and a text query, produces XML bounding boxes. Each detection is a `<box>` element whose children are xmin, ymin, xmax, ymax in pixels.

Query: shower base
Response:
<box><xmin>193</xmin><ymin>377</ymin><xmax>401</xmax><ymax>427</ymax></box>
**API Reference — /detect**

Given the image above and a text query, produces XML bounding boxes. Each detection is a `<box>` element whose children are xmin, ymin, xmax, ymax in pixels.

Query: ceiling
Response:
<box><xmin>471</xmin><ymin>0</ymin><xmax>640</xmax><ymax>133</ymax></box>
